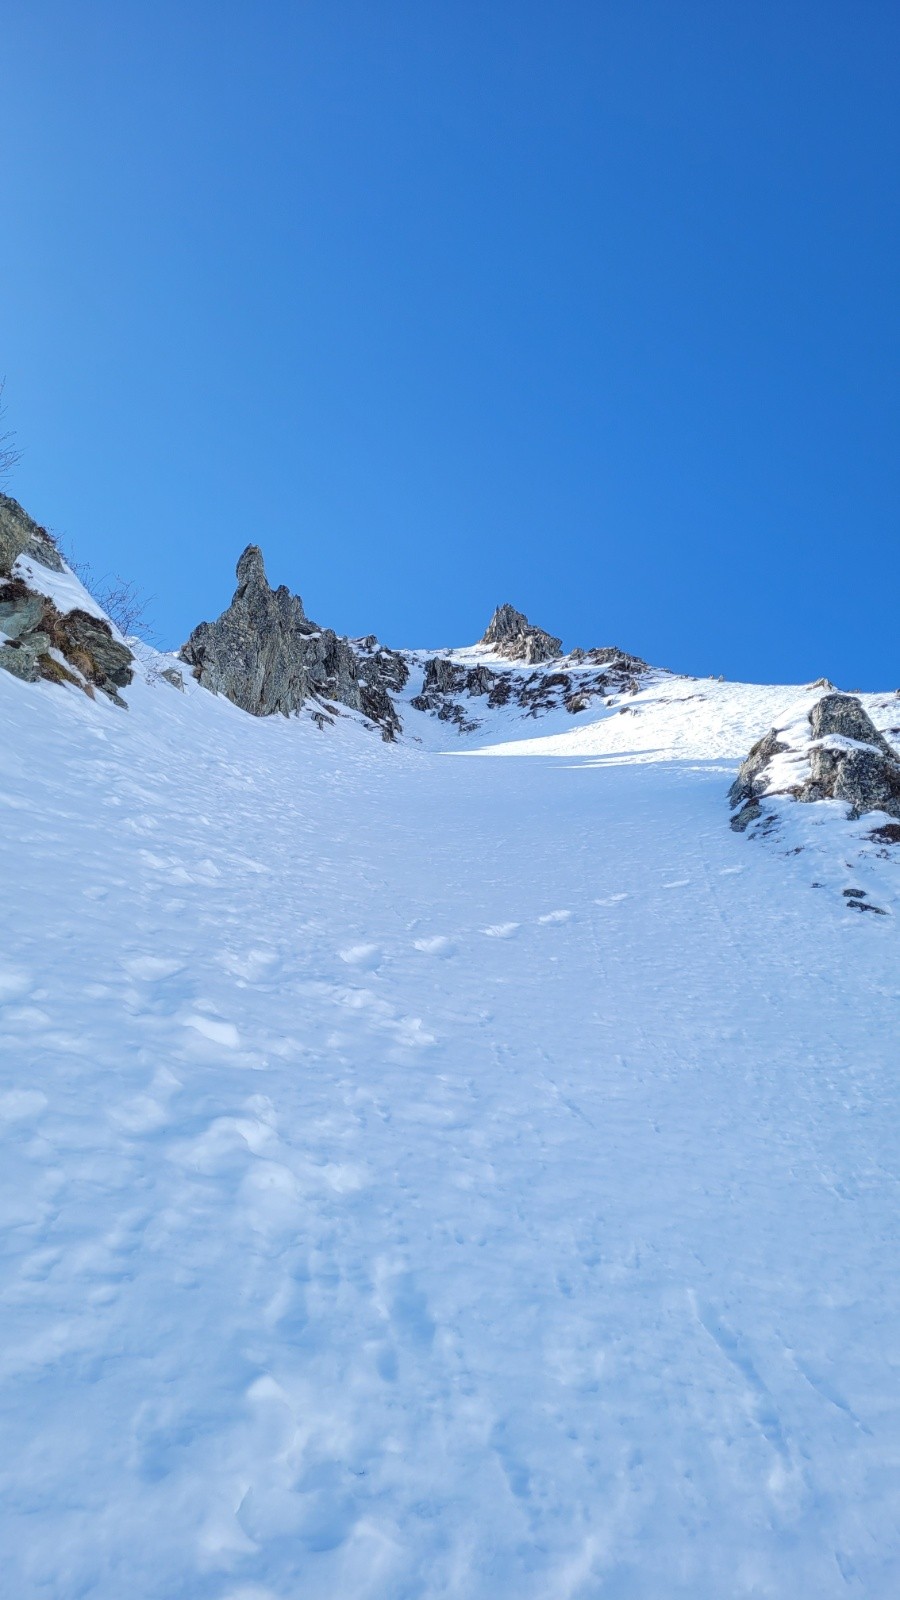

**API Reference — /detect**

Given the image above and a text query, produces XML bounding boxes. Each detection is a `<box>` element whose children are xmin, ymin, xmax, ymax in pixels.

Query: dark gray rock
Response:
<box><xmin>730</xmin><ymin>800</ymin><xmax>763</xmax><ymax>832</ymax></box>
<box><xmin>832</xmin><ymin>747</ymin><xmax>900</xmax><ymax>818</ymax></box>
<box><xmin>410</xmin><ymin>650</ymin><xmax>625</xmax><ymax>733</ymax></box>
<box><xmin>367</xmin><ymin>648</ymin><xmax>409</xmax><ymax>695</ymax></box>
<box><xmin>481</xmin><ymin>604</ymin><xmax>562</xmax><ymax>664</ymax></box>
<box><xmin>410</xmin><ymin>657</ymin><xmax>506</xmax><ymax>723</ymax></box>
<box><xmin>732</xmin><ymin>693</ymin><xmax>900</xmax><ymax>825</ymax></box>
<box><xmin>0</xmin><ymin>632</ymin><xmax>50</xmax><ymax>682</ymax></box>
<box><xmin>465</xmin><ymin>664</ymin><xmax>496</xmax><ymax>696</ymax></box>
<box><xmin>799</xmin><ymin>695</ymin><xmax>900</xmax><ymax>816</ymax></box>
<box><xmin>356</xmin><ymin>661</ymin><xmax>402</xmax><ymax>741</ymax></box>
<box><xmin>728</xmin><ymin>729</ymin><xmax>788</xmax><ymax>806</ymax></box>
<box><xmin>809</xmin><ymin>693</ymin><xmax>893</xmax><ymax>756</ymax></box>
<box><xmin>181</xmin><ymin>545</ymin><xmax>402</xmax><ymax>738</ymax></box>
<box><xmin>421</xmin><ymin>658</ymin><xmax>466</xmax><ymax>697</ymax></box>
<box><xmin>0</xmin><ymin>579</ymin><xmax>44</xmax><ymax>639</ymax></box>
<box><xmin>0</xmin><ymin>494</ymin><xmax>64</xmax><ymax>573</ymax></box>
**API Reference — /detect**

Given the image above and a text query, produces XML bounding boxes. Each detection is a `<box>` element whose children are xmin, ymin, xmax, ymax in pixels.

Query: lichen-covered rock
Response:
<box><xmin>0</xmin><ymin>494</ymin><xmax>64</xmax><ymax>573</ymax></box>
<box><xmin>831</xmin><ymin>747</ymin><xmax>900</xmax><ymax>818</ymax></box>
<box><xmin>481</xmin><ymin>604</ymin><xmax>562</xmax><ymax>664</ymax></box>
<box><xmin>181</xmin><ymin>544</ymin><xmax>402</xmax><ymax>737</ymax></box>
<box><xmin>809</xmin><ymin>693</ymin><xmax>893</xmax><ymax>755</ymax></box>
<box><xmin>797</xmin><ymin>697</ymin><xmax>900</xmax><ymax>817</ymax></box>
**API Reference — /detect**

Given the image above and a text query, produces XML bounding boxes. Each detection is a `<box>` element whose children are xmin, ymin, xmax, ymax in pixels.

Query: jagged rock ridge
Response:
<box><xmin>409</xmin><ymin>650</ymin><xmax>649</xmax><ymax>731</ymax></box>
<box><xmin>481</xmin><ymin>603</ymin><xmax>562</xmax><ymax>664</ymax></box>
<box><xmin>181</xmin><ymin>548</ymin><xmax>654</xmax><ymax>739</ymax></box>
<box><xmin>180</xmin><ymin>545</ymin><xmax>407</xmax><ymax>739</ymax></box>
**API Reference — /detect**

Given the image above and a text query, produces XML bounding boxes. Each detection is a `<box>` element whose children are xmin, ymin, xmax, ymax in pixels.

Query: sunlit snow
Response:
<box><xmin>2</xmin><ymin>579</ymin><xmax>900</xmax><ymax>1597</ymax></box>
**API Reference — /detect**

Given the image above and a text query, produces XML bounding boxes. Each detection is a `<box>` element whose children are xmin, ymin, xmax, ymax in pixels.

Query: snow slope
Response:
<box><xmin>2</xmin><ymin>618</ymin><xmax>900</xmax><ymax>1598</ymax></box>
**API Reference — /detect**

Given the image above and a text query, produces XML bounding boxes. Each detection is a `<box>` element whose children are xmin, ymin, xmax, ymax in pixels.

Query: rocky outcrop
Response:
<box><xmin>728</xmin><ymin>729</ymin><xmax>790</xmax><ymax>807</ymax></box>
<box><xmin>796</xmin><ymin>701</ymin><xmax>899</xmax><ymax>819</ymax></box>
<box><xmin>52</xmin><ymin>609</ymin><xmax>134</xmax><ymax>700</ymax></box>
<box><xmin>181</xmin><ymin>545</ymin><xmax>402</xmax><ymax>739</ymax></box>
<box><xmin>0</xmin><ymin>497</ymin><xmax>31</xmax><ymax>575</ymax></box>
<box><xmin>0</xmin><ymin>494</ymin><xmax>64</xmax><ymax>574</ymax></box>
<box><xmin>810</xmin><ymin>745</ymin><xmax>900</xmax><ymax>818</ymax></box>
<box><xmin>730</xmin><ymin>693</ymin><xmax>900</xmax><ymax>830</ymax></box>
<box><xmin>0</xmin><ymin>580</ymin><xmax>44</xmax><ymax>639</ymax></box>
<box><xmin>408</xmin><ymin>645</ymin><xmax>653</xmax><ymax>733</ymax></box>
<box><xmin>801</xmin><ymin>696</ymin><xmax>900</xmax><ymax>817</ymax></box>
<box><xmin>481</xmin><ymin>604</ymin><xmax>562</xmax><ymax>664</ymax></box>
<box><xmin>0</xmin><ymin>577</ymin><xmax>134</xmax><ymax>703</ymax></box>
<box><xmin>809</xmin><ymin>693</ymin><xmax>895</xmax><ymax>754</ymax></box>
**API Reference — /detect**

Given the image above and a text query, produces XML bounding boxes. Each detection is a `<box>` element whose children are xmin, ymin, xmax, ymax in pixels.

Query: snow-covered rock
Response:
<box><xmin>1</xmin><ymin>565</ymin><xmax>134</xmax><ymax>703</ymax></box>
<box><xmin>731</xmin><ymin>692</ymin><xmax>900</xmax><ymax>828</ymax></box>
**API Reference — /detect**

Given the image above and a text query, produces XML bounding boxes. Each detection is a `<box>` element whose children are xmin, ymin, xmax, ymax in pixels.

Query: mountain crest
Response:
<box><xmin>481</xmin><ymin>603</ymin><xmax>562</xmax><ymax>664</ymax></box>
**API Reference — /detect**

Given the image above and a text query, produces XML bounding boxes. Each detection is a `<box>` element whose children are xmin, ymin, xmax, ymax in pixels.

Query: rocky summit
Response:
<box><xmin>481</xmin><ymin>602</ymin><xmax>562</xmax><ymax>663</ymax></box>
<box><xmin>180</xmin><ymin>544</ymin><xmax>405</xmax><ymax>739</ymax></box>
<box><xmin>181</xmin><ymin>546</ymin><xmax>655</xmax><ymax>740</ymax></box>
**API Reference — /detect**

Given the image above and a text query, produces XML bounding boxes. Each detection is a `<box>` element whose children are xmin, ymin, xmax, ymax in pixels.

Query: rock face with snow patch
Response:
<box><xmin>0</xmin><ymin>575</ymin><xmax>134</xmax><ymax>702</ymax></box>
<box><xmin>730</xmin><ymin>693</ymin><xmax>900</xmax><ymax>828</ymax></box>
<box><xmin>481</xmin><ymin>603</ymin><xmax>562</xmax><ymax>664</ymax></box>
<box><xmin>409</xmin><ymin>647</ymin><xmax>651</xmax><ymax>733</ymax></box>
<box><xmin>181</xmin><ymin>545</ymin><xmax>404</xmax><ymax>738</ymax></box>
<box><xmin>729</xmin><ymin>729</ymin><xmax>791</xmax><ymax>808</ymax></box>
<box><xmin>0</xmin><ymin>494</ymin><xmax>65</xmax><ymax>575</ymax></box>
<box><xmin>802</xmin><ymin>695</ymin><xmax>900</xmax><ymax>816</ymax></box>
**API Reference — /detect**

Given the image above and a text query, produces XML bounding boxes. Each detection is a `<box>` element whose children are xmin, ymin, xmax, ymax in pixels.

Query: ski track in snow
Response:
<box><xmin>2</xmin><ymin>658</ymin><xmax>900</xmax><ymax>1599</ymax></box>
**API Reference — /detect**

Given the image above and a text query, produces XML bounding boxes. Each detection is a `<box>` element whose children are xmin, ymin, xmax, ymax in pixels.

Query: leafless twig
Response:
<box><xmin>0</xmin><ymin>379</ymin><xmax>22</xmax><ymax>484</ymax></box>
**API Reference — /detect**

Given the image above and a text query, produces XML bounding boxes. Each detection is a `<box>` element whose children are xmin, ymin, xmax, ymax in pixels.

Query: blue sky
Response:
<box><xmin>3</xmin><ymin>2</ymin><xmax>898</xmax><ymax>685</ymax></box>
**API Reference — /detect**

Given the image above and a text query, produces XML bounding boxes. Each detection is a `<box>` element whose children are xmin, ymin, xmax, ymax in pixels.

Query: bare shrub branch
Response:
<box><xmin>60</xmin><ymin>541</ymin><xmax>157</xmax><ymax>646</ymax></box>
<box><xmin>0</xmin><ymin>379</ymin><xmax>22</xmax><ymax>484</ymax></box>
<box><xmin>96</xmin><ymin>575</ymin><xmax>156</xmax><ymax>642</ymax></box>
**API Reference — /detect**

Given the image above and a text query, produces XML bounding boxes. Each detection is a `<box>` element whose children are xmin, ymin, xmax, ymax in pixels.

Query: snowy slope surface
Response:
<box><xmin>3</xmin><ymin>608</ymin><xmax>900</xmax><ymax>1597</ymax></box>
